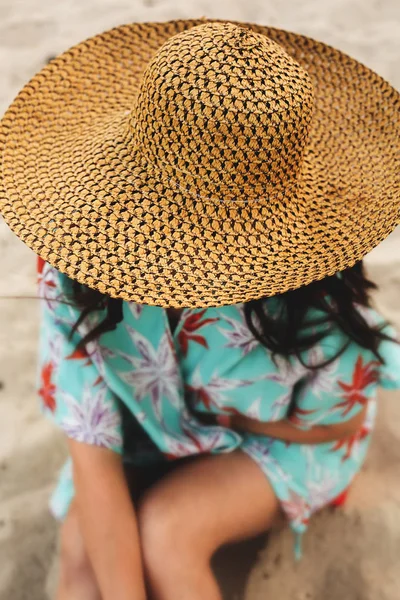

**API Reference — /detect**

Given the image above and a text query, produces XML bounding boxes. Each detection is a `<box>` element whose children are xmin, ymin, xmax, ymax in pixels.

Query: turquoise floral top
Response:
<box><xmin>36</xmin><ymin>257</ymin><xmax>400</xmax><ymax>555</ymax></box>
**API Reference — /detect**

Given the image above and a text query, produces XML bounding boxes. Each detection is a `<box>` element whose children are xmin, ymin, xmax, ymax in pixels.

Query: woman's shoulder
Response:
<box><xmin>307</xmin><ymin>300</ymin><xmax>400</xmax><ymax>388</ymax></box>
<box><xmin>37</xmin><ymin>258</ymin><xmax>76</xmax><ymax>298</ymax></box>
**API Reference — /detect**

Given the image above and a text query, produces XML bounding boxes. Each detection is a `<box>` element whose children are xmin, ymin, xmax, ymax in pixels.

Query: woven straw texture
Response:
<box><xmin>0</xmin><ymin>19</ymin><xmax>399</xmax><ymax>307</ymax></box>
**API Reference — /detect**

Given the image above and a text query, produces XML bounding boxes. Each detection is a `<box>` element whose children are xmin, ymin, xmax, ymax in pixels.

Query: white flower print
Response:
<box><xmin>216</xmin><ymin>310</ymin><xmax>259</xmax><ymax>356</ymax></box>
<box><xmin>49</xmin><ymin>331</ymin><xmax>65</xmax><ymax>368</ymax></box>
<box><xmin>264</xmin><ymin>357</ymin><xmax>306</xmax><ymax>418</ymax></box>
<box><xmin>308</xmin><ymin>474</ymin><xmax>339</xmax><ymax>513</ymax></box>
<box><xmin>302</xmin><ymin>346</ymin><xmax>338</xmax><ymax>398</ymax></box>
<box><xmin>181</xmin><ymin>409</ymin><xmax>241</xmax><ymax>452</ymax></box>
<box><xmin>303</xmin><ymin>447</ymin><xmax>339</xmax><ymax>512</ymax></box>
<box><xmin>85</xmin><ymin>340</ymin><xmax>116</xmax><ymax>379</ymax></box>
<box><xmin>38</xmin><ymin>262</ymin><xmax>63</xmax><ymax>312</ymax></box>
<box><xmin>161</xmin><ymin>409</ymin><xmax>240</xmax><ymax>458</ymax></box>
<box><xmin>54</xmin><ymin>313</ymin><xmax>75</xmax><ymax>329</ymax></box>
<box><xmin>282</xmin><ymin>490</ymin><xmax>311</xmax><ymax>528</ymax></box>
<box><xmin>266</xmin><ymin>354</ymin><xmax>307</xmax><ymax>388</ymax></box>
<box><xmin>247</xmin><ymin>397</ymin><xmax>262</xmax><ymax>419</ymax></box>
<box><xmin>270</xmin><ymin>390</ymin><xmax>292</xmax><ymax>420</ymax></box>
<box><xmin>188</xmin><ymin>363</ymin><xmax>254</xmax><ymax>409</ymax></box>
<box><xmin>162</xmin><ymin>432</ymin><xmax>199</xmax><ymax>458</ymax></box>
<box><xmin>243</xmin><ymin>440</ymin><xmax>293</xmax><ymax>486</ymax></box>
<box><xmin>116</xmin><ymin>325</ymin><xmax>182</xmax><ymax>418</ymax></box>
<box><xmin>235</xmin><ymin>302</ymin><xmax>272</xmax><ymax>331</ymax></box>
<box><xmin>354</xmin><ymin>303</ymin><xmax>379</xmax><ymax>327</ymax></box>
<box><xmin>181</xmin><ymin>423</ymin><xmax>225</xmax><ymax>454</ymax></box>
<box><xmin>50</xmin><ymin>306</ymin><xmax>115</xmax><ymax>369</ymax></box>
<box><xmin>60</xmin><ymin>383</ymin><xmax>122</xmax><ymax>448</ymax></box>
<box><xmin>127</xmin><ymin>302</ymin><xmax>144</xmax><ymax>320</ymax></box>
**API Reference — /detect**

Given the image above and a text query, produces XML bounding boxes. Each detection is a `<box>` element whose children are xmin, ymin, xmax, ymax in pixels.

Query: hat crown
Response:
<box><xmin>130</xmin><ymin>22</ymin><xmax>315</xmax><ymax>203</ymax></box>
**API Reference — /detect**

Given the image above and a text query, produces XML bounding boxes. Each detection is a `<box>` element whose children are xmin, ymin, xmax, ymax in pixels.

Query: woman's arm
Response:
<box><xmin>68</xmin><ymin>438</ymin><xmax>147</xmax><ymax>600</ymax></box>
<box><xmin>216</xmin><ymin>405</ymin><xmax>368</xmax><ymax>444</ymax></box>
<box><xmin>36</xmin><ymin>260</ymin><xmax>146</xmax><ymax>597</ymax></box>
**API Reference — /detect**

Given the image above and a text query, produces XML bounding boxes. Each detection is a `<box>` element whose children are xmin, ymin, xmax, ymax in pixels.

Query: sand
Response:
<box><xmin>0</xmin><ymin>1</ymin><xmax>399</xmax><ymax>598</ymax></box>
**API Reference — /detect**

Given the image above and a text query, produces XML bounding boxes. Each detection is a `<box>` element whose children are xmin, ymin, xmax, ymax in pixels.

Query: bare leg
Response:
<box><xmin>55</xmin><ymin>501</ymin><xmax>102</xmax><ymax>600</ymax></box>
<box><xmin>53</xmin><ymin>459</ymin><xmax>169</xmax><ymax>600</ymax></box>
<box><xmin>138</xmin><ymin>450</ymin><xmax>281</xmax><ymax>600</ymax></box>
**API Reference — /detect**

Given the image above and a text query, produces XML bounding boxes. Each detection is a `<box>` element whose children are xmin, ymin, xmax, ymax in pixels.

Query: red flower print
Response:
<box><xmin>65</xmin><ymin>347</ymin><xmax>90</xmax><ymax>363</ymax></box>
<box><xmin>177</xmin><ymin>310</ymin><xmax>219</xmax><ymax>356</ymax></box>
<box><xmin>184</xmin><ymin>363</ymin><xmax>255</xmax><ymax>412</ymax></box>
<box><xmin>37</xmin><ymin>256</ymin><xmax>56</xmax><ymax>289</ymax></box>
<box><xmin>330</xmin><ymin>424</ymin><xmax>370</xmax><ymax>461</ymax></box>
<box><xmin>330</xmin><ymin>487</ymin><xmax>350</xmax><ymax>508</ymax></box>
<box><xmin>181</xmin><ymin>420</ymin><xmax>206</xmax><ymax>453</ymax></box>
<box><xmin>38</xmin><ymin>361</ymin><xmax>57</xmax><ymax>412</ymax></box>
<box><xmin>65</xmin><ymin>347</ymin><xmax>103</xmax><ymax>386</ymax></box>
<box><xmin>184</xmin><ymin>382</ymin><xmax>217</xmax><ymax>411</ymax></box>
<box><xmin>37</xmin><ymin>255</ymin><xmax>60</xmax><ymax>313</ymax></box>
<box><xmin>162</xmin><ymin>431</ymin><xmax>204</xmax><ymax>461</ymax></box>
<box><xmin>37</xmin><ymin>256</ymin><xmax>46</xmax><ymax>277</ymax></box>
<box><xmin>337</xmin><ymin>356</ymin><xmax>380</xmax><ymax>416</ymax></box>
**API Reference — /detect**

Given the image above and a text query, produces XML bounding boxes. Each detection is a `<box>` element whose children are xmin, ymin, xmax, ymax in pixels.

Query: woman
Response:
<box><xmin>36</xmin><ymin>254</ymin><xmax>400</xmax><ymax>600</ymax></box>
<box><xmin>1</xmin><ymin>18</ymin><xmax>400</xmax><ymax>600</ymax></box>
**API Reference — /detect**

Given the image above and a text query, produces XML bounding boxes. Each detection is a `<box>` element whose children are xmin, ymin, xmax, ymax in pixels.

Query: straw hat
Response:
<box><xmin>1</xmin><ymin>19</ymin><xmax>399</xmax><ymax>308</ymax></box>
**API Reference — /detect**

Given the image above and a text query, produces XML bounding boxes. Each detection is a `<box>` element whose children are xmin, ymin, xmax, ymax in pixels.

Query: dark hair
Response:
<box><xmin>68</xmin><ymin>261</ymin><xmax>394</xmax><ymax>368</ymax></box>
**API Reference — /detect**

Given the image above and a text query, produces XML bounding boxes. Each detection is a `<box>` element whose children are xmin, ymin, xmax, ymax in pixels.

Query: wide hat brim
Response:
<box><xmin>1</xmin><ymin>18</ymin><xmax>399</xmax><ymax>308</ymax></box>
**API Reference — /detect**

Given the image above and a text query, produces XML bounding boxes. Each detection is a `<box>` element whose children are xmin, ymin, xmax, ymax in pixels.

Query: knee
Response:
<box><xmin>59</xmin><ymin>503</ymin><xmax>92</xmax><ymax>583</ymax></box>
<box><xmin>138</xmin><ymin>491</ymin><xmax>180</xmax><ymax>570</ymax></box>
<box><xmin>138</xmin><ymin>489</ymin><xmax>207</xmax><ymax>577</ymax></box>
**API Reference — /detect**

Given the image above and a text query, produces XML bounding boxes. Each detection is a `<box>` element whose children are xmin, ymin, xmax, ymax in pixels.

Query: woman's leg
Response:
<box><xmin>56</xmin><ymin>500</ymin><xmax>102</xmax><ymax>600</ymax></box>
<box><xmin>53</xmin><ymin>459</ymin><xmax>173</xmax><ymax>600</ymax></box>
<box><xmin>138</xmin><ymin>450</ymin><xmax>282</xmax><ymax>600</ymax></box>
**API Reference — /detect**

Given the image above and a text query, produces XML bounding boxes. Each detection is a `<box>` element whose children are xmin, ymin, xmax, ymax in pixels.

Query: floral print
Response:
<box><xmin>329</xmin><ymin>395</ymin><xmax>376</xmax><ymax>462</ymax></box>
<box><xmin>116</xmin><ymin>326</ymin><xmax>182</xmax><ymax>415</ymax></box>
<box><xmin>60</xmin><ymin>382</ymin><xmax>123</xmax><ymax>449</ymax></box>
<box><xmin>305</xmin><ymin>346</ymin><xmax>339</xmax><ymax>398</ymax></box>
<box><xmin>337</xmin><ymin>356</ymin><xmax>380</xmax><ymax>415</ymax></box>
<box><xmin>38</xmin><ymin>361</ymin><xmax>57</xmax><ymax>412</ymax></box>
<box><xmin>282</xmin><ymin>490</ymin><xmax>311</xmax><ymax>529</ymax></box>
<box><xmin>178</xmin><ymin>309</ymin><xmax>219</xmax><ymax>356</ymax></box>
<box><xmin>37</xmin><ymin>256</ymin><xmax>61</xmax><ymax>312</ymax></box>
<box><xmin>215</xmin><ymin>308</ymin><xmax>260</xmax><ymax>356</ymax></box>
<box><xmin>36</xmin><ymin>258</ymin><xmax>400</xmax><ymax>556</ymax></box>
<box><xmin>186</xmin><ymin>364</ymin><xmax>256</xmax><ymax>411</ymax></box>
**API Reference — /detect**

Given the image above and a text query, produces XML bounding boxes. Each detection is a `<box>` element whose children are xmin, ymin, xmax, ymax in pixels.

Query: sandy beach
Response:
<box><xmin>0</xmin><ymin>1</ymin><xmax>399</xmax><ymax>598</ymax></box>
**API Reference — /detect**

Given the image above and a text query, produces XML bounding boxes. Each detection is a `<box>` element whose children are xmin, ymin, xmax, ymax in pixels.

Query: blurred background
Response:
<box><xmin>0</xmin><ymin>1</ymin><xmax>399</xmax><ymax>599</ymax></box>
